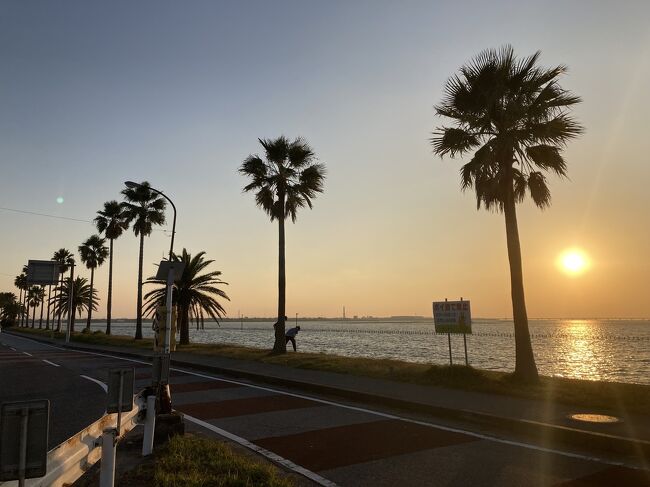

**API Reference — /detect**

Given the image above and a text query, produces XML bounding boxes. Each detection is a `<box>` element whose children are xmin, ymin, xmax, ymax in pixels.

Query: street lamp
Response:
<box><xmin>124</xmin><ymin>181</ymin><xmax>178</xmax><ymax>414</ymax></box>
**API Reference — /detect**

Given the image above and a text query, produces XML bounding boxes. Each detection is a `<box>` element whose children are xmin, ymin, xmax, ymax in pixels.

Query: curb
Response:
<box><xmin>8</xmin><ymin>331</ymin><xmax>650</xmax><ymax>461</ymax></box>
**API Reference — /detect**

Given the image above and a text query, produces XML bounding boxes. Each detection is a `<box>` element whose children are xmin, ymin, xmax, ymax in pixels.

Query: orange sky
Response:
<box><xmin>1</xmin><ymin>2</ymin><xmax>649</xmax><ymax>319</ymax></box>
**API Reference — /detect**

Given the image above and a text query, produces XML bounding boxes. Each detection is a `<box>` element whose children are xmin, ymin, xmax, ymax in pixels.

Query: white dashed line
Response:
<box><xmin>42</xmin><ymin>359</ymin><xmax>60</xmax><ymax>367</ymax></box>
<box><xmin>10</xmin><ymin>347</ymin><xmax>16</xmax><ymax>351</ymax></box>
<box><xmin>22</xmin><ymin>351</ymin><xmax>32</xmax><ymax>356</ymax></box>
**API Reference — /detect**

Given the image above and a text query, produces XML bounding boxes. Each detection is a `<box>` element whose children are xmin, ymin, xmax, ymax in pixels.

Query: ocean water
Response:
<box><xmin>84</xmin><ymin>318</ymin><xmax>650</xmax><ymax>385</ymax></box>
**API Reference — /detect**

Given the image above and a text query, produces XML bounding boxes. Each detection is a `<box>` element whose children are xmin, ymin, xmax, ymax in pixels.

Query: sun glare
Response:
<box><xmin>558</xmin><ymin>249</ymin><xmax>589</xmax><ymax>276</ymax></box>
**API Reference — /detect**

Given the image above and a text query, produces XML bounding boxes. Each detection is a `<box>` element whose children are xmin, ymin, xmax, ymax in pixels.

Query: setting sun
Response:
<box><xmin>559</xmin><ymin>249</ymin><xmax>590</xmax><ymax>276</ymax></box>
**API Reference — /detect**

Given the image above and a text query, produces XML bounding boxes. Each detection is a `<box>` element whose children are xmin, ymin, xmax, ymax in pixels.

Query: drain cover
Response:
<box><xmin>570</xmin><ymin>413</ymin><xmax>620</xmax><ymax>423</ymax></box>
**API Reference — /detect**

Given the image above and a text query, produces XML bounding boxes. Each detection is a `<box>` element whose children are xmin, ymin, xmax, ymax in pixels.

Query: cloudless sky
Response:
<box><xmin>1</xmin><ymin>0</ymin><xmax>649</xmax><ymax>319</ymax></box>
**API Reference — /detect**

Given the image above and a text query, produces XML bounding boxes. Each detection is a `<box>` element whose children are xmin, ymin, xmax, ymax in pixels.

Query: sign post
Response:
<box><xmin>0</xmin><ymin>400</ymin><xmax>49</xmax><ymax>486</ymax></box>
<box><xmin>433</xmin><ymin>298</ymin><xmax>472</xmax><ymax>366</ymax></box>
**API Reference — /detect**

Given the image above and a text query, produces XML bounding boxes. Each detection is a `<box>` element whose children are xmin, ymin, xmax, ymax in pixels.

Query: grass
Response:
<box><xmin>12</xmin><ymin>326</ymin><xmax>650</xmax><ymax>416</ymax></box>
<box><xmin>119</xmin><ymin>434</ymin><xmax>293</xmax><ymax>487</ymax></box>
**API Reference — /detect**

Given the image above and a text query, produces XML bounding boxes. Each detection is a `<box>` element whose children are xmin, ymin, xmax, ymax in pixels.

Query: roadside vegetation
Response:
<box><xmin>118</xmin><ymin>434</ymin><xmax>293</xmax><ymax>487</ymax></box>
<box><xmin>15</xmin><ymin>327</ymin><xmax>650</xmax><ymax>416</ymax></box>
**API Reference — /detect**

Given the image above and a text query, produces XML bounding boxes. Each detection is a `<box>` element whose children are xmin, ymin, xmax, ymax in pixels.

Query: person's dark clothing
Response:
<box><xmin>286</xmin><ymin>336</ymin><xmax>297</xmax><ymax>352</ymax></box>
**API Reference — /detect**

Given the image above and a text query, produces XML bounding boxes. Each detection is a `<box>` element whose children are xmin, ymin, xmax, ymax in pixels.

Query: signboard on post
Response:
<box><xmin>0</xmin><ymin>400</ymin><xmax>49</xmax><ymax>482</ymax></box>
<box><xmin>107</xmin><ymin>368</ymin><xmax>134</xmax><ymax>414</ymax></box>
<box><xmin>433</xmin><ymin>300</ymin><xmax>472</xmax><ymax>334</ymax></box>
<box><xmin>26</xmin><ymin>260</ymin><xmax>59</xmax><ymax>286</ymax></box>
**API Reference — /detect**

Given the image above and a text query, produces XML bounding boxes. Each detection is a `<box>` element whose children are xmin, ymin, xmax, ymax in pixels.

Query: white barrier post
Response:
<box><xmin>142</xmin><ymin>395</ymin><xmax>156</xmax><ymax>456</ymax></box>
<box><xmin>99</xmin><ymin>429</ymin><xmax>116</xmax><ymax>487</ymax></box>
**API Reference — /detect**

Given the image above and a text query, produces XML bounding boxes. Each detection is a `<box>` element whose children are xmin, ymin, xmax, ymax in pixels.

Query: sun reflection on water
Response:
<box><xmin>556</xmin><ymin>321</ymin><xmax>603</xmax><ymax>381</ymax></box>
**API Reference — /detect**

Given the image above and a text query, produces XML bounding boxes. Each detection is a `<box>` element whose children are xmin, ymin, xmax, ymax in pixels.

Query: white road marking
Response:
<box><xmin>10</xmin><ymin>347</ymin><xmax>16</xmax><ymax>351</ymax></box>
<box><xmin>3</xmin><ymin>333</ymin><xmax>636</xmax><ymax>468</ymax></box>
<box><xmin>80</xmin><ymin>375</ymin><xmax>109</xmax><ymax>393</ymax></box>
<box><xmin>42</xmin><ymin>359</ymin><xmax>60</xmax><ymax>367</ymax></box>
<box><xmin>184</xmin><ymin>414</ymin><xmax>339</xmax><ymax>487</ymax></box>
<box><xmin>22</xmin><ymin>351</ymin><xmax>32</xmax><ymax>356</ymax></box>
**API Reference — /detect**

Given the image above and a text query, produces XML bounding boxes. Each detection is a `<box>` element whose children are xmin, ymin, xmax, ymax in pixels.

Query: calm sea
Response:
<box><xmin>85</xmin><ymin>318</ymin><xmax>650</xmax><ymax>385</ymax></box>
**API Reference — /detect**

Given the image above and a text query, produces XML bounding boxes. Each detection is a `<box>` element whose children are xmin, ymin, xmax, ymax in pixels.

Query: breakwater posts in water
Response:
<box><xmin>219</xmin><ymin>326</ymin><xmax>650</xmax><ymax>341</ymax></box>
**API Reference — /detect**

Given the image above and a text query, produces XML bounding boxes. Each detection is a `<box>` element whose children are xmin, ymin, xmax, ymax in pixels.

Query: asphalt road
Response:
<box><xmin>2</xmin><ymin>332</ymin><xmax>649</xmax><ymax>486</ymax></box>
<box><xmin>0</xmin><ymin>333</ymin><xmax>108</xmax><ymax>448</ymax></box>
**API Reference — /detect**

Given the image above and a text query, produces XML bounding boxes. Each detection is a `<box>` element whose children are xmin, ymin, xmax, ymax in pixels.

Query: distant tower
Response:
<box><xmin>343</xmin><ymin>306</ymin><xmax>346</xmax><ymax>320</ymax></box>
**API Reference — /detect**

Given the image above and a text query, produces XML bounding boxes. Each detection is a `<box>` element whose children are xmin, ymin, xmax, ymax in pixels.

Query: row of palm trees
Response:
<box><xmin>10</xmin><ymin>182</ymin><xmax>230</xmax><ymax>347</ymax></box>
<box><xmin>6</xmin><ymin>46</ymin><xmax>583</xmax><ymax>382</ymax></box>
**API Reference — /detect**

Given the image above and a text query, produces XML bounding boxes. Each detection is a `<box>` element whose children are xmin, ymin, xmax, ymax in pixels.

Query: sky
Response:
<box><xmin>1</xmin><ymin>0</ymin><xmax>649</xmax><ymax>319</ymax></box>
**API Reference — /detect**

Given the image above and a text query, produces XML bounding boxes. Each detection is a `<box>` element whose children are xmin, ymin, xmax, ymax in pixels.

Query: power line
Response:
<box><xmin>0</xmin><ymin>206</ymin><xmax>169</xmax><ymax>233</ymax></box>
<box><xmin>0</xmin><ymin>206</ymin><xmax>91</xmax><ymax>223</ymax></box>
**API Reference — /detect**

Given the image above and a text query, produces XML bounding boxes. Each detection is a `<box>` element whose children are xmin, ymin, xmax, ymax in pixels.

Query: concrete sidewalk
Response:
<box><xmin>10</xmin><ymin>331</ymin><xmax>650</xmax><ymax>460</ymax></box>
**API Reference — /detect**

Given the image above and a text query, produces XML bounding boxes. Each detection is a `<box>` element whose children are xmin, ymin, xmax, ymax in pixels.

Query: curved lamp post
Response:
<box><xmin>124</xmin><ymin>181</ymin><xmax>177</xmax><ymax>414</ymax></box>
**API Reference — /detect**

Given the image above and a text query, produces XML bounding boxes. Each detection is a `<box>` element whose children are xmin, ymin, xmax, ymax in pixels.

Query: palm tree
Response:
<box><xmin>144</xmin><ymin>249</ymin><xmax>229</xmax><ymax>345</ymax></box>
<box><xmin>50</xmin><ymin>277</ymin><xmax>98</xmax><ymax>333</ymax></box>
<box><xmin>0</xmin><ymin>293</ymin><xmax>20</xmax><ymax>327</ymax></box>
<box><xmin>121</xmin><ymin>181</ymin><xmax>166</xmax><ymax>340</ymax></box>
<box><xmin>52</xmin><ymin>249</ymin><xmax>75</xmax><ymax>332</ymax></box>
<box><xmin>78</xmin><ymin>235</ymin><xmax>109</xmax><ymax>331</ymax></box>
<box><xmin>14</xmin><ymin>274</ymin><xmax>27</xmax><ymax>327</ymax></box>
<box><xmin>239</xmin><ymin>136</ymin><xmax>325</xmax><ymax>353</ymax></box>
<box><xmin>431</xmin><ymin>46</ymin><xmax>583</xmax><ymax>381</ymax></box>
<box><xmin>27</xmin><ymin>286</ymin><xmax>45</xmax><ymax>328</ymax></box>
<box><xmin>38</xmin><ymin>286</ymin><xmax>46</xmax><ymax>328</ymax></box>
<box><xmin>95</xmin><ymin>201</ymin><xmax>130</xmax><ymax>335</ymax></box>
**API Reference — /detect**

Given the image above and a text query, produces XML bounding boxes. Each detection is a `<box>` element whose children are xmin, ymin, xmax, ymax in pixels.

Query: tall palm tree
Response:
<box><xmin>52</xmin><ymin>249</ymin><xmax>75</xmax><ymax>332</ymax></box>
<box><xmin>50</xmin><ymin>277</ymin><xmax>98</xmax><ymax>333</ymax></box>
<box><xmin>95</xmin><ymin>200</ymin><xmax>130</xmax><ymax>335</ymax></box>
<box><xmin>144</xmin><ymin>249</ymin><xmax>230</xmax><ymax>345</ymax></box>
<box><xmin>431</xmin><ymin>46</ymin><xmax>583</xmax><ymax>381</ymax></box>
<box><xmin>239</xmin><ymin>136</ymin><xmax>325</xmax><ymax>353</ymax></box>
<box><xmin>78</xmin><ymin>235</ymin><xmax>109</xmax><ymax>331</ymax></box>
<box><xmin>27</xmin><ymin>286</ymin><xmax>45</xmax><ymax>328</ymax></box>
<box><xmin>121</xmin><ymin>181</ymin><xmax>166</xmax><ymax>340</ymax></box>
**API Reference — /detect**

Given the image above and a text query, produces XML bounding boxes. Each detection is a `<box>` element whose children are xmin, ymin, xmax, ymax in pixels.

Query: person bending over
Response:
<box><xmin>285</xmin><ymin>325</ymin><xmax>300</xmax><ymax>352</ymax></box>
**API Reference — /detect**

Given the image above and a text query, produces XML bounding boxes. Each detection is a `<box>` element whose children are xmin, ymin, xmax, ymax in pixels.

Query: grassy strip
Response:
<box><xmin>119</xmin><ymin>434</ymin><xmax>293</xmax><ymax>487</ymax></box>
<box><xmin>13</xmin><ymin>326</ymin><xmax>650</xmax><ymax>415</ymax></box>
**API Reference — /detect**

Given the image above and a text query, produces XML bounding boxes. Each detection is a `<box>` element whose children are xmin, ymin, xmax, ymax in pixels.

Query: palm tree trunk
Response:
<box><xmin>46</xmin><ymin>285</ymin><xmax>52</xmax><ymax>330</ymax></box>
<box><xmin>23</xmin><ymin>292</ymin><xmax>28</xmax><ymax>327</ymax></box>
<box><xmin>273</xmin><ymin>197</ymin><xmax>287</xmax><ymax>354</ymax></box>
<box><xmin>504</xmin><ymin>196</ymin><xmax>539</xmax><ymax>381</ymax></box>
<box><xmin>31</xmin><ymin>304</ymin><xmax>36</xmax><ymax>328</ymax></box>
<box><xmin>135</xmin><ymin>234</ymin><xmax>144</xmax><ymax>340</ymax></box>
<box><xmin>106</xmin><ymin>238</ymin><xmax>114</xmax><ymax>335</ymax></box>
<box><xmin>180</xmin><ymin>304</ymin><xmax>190</xmax><ymax>345</ymax></box>
<box><xmin>86</xmin><ymin>268</ymin><xmax>94</xmax><ymax>330</ymax></box>
<box><xmin>56</xmin><ymin>275</ymin><xmax>64</xmax><ymax>332</ymax></box>
<box><xmin>17</xmin><ymin>289</ymin><xmax>23</xmax><ymax>326</ymax></box>
<box><xmin>39</xmin><ymin>288</ymin><xmax>45</xmax><ymax>328</ymax></box>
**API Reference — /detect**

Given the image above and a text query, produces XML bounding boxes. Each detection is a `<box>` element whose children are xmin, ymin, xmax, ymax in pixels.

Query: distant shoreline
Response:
<box><xmin>86</xmin><ymin>316</ymin><xmax>650</xmax><ymax>323</ymax></box>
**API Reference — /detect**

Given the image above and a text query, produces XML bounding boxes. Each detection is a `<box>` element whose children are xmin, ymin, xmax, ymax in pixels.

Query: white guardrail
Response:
<box><xmin>0</xmin><ymin>392</ymin><xmax>147</xmax><ymax>487</ymax></box>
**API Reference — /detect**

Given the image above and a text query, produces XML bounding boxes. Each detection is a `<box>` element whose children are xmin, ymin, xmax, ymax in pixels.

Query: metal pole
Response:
<box><xmin>116</xmin><ymin>372</ymin><xmax>124</xmax><ymax>436</ymax></box>
<box><xmin>142</xmin><ymin>394</ymin><xmax>156</xmax><ymax>456</ymax></box>
<box><xmin>65</xmin><ymin>263</ymin><xmax>75</xmax><ymax>343</ymax></box>
<box><xmin>447</xmin><ymin>333</ymin><xmax>452</xmax><ymax>366</ymax></box>
<box><xmin>100</xmin><ymin>429</ymin><xmax>116</xmax><ymax>487</ymax></box>
<box><xmin>463</xmin><ymin>333</ymin><xmax>468</xmax><ymax>366</ymax></box>
<box><xmin>126</xmin><ymin>182</ymin><xmax>176</xmax><ymax>414</ymax></box>
<box><xmin>153</xmin><ymin>188</ymin><xmax>176</xmax><ymax>414</ymax></box>
<box><xmin>18</xmin><ymin>407</ymin><xmax>28</xmax><ymax>487</ymax></box>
